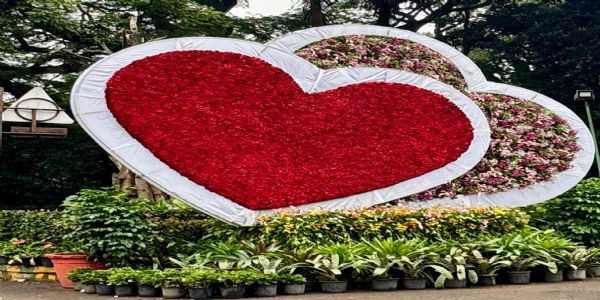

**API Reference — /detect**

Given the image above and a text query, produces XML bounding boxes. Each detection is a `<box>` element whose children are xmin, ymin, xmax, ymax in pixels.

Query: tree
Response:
<box><xmin>447</xmin><ymin>0</ymin><xmax>600</xmax><ymax>104</ymax></box>
<box><xmin>0</xmin><ymin>0</ymin><xmax>233</xmax><ymax>102</ymax></box>
<box><xmin>0</xmin><ymin>0</ymin><xmax>234</xmax><ymax>207</ymax></box>
<box><xmin>364</xmin><ymin>0</ymin><xmax>495</xmax><ymax>34</ymax></box>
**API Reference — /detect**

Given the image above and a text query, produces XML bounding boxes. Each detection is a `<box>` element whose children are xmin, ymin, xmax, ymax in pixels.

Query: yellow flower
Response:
<box><xmin>283</xmin><ymin>223</ymin><xmax>294</xmax><ymax>233</ymax></box>
<box><xmin>394</xmin><ymin>223</ymin><xmax>408</xmax><ymax>232</ymax></box>
<box><xmin>492</xmin><ymin>208</ymin><xmax>508</xmax><ymax>216</ymax></box>
<box><xmin>369</xmin><ymin>223</ymin><xmax>381</xmax><ymax>231</ymax></box>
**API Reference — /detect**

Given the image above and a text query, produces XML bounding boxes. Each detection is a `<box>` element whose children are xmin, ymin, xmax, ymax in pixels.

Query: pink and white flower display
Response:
<box><xmin>295</xmin><ymin>35</ymin><xmax>580</xmax><ymax>199</ymax></box>
<box><xmin>268</xmin><ymin>24</ymin><xmax>594</xmax><ymax>207</ymax></box>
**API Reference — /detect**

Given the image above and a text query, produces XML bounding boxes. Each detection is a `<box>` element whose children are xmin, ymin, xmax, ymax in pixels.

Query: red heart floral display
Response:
<box><xmin>105</xmin><ymin>50</ymin><xmax>474</xmax><ymax>210</ymax></box>
<box><xmin>268</xmin><ymin>24</ymin><xmax>593</xmax><ymax>210</ymax></box>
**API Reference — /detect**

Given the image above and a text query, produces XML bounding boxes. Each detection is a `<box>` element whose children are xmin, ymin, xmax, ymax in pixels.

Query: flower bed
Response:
<box><xmin>296</xmin><ymin>35</ymin><xmax>579</xmax><ymax>199</ymax></box>
<box><xmin>202</xmin><ymin>206</ymin><xmax>530</xmax><ymax>248</ymax></box>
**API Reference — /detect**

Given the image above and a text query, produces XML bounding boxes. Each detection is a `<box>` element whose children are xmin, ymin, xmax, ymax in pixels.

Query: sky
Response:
<box><xmin>229</xmin><ymin>0</ymin><xmax>435</xmax><ymax>34</ymax></box>
<box><xmin>229</xmin><ymin>0</ymin><xmax>297</xmax><ymax>17</ymax></box>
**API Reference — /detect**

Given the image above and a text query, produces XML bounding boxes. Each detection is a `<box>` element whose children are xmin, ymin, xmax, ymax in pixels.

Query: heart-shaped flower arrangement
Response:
<box><xmin>268</xmin><ymin>24</ymin><xmax>594</xmax><ymax>208</ymax></box>
<box><xmin>71</xmin><ymin>38</ymin><xmax>490</xmax><ymax>225</ymax></box>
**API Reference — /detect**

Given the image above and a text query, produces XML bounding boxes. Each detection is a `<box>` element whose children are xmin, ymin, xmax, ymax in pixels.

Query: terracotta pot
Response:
<box><xmin>45</xmin><ymin>253</ymin><xmax>105</xmax><ymax>288</ymax></box>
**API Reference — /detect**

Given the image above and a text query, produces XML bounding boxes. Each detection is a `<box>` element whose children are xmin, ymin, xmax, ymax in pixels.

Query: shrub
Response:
<box><xmin>149</xmin><ymin>209</ymin><xmax>209</xmax><ymax>243</ymax></box>
<box><xmin>202</xmin><ymin>206</ymin><xmax>530</xmax><ymax>248</ymax></box>
<box><xmin>61</xmin><ymin>188</ymin><xmax>160</xmax><ymax>267</ymax></box>
<box><xmin>67</xmin><ymin>268</ymin><xmax>94</xmax><ymax>282</ymax></box>
<box><xmin>527</xmin><ymin>178</ymin><xmax>600</xmax><ymax>246</ymax></box>
<box><xmin>0</xmin><ymin>210</ymin><xmax>64</xmax><ymax>242</ymax></box>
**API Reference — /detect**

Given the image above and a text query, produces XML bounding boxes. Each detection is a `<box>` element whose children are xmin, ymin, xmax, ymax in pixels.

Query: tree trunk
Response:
<box><xmin>308</xmin><ymin>0</ymin><xmax>326</xmax><ymax>27</ymax></box>
<box><xmin>375</xmin><ymin>1</ymin><xmax>392</xmax><ymax>26</ymax></box>
<box><xmin>110</xmin><ymin>156</ymin><xmax>170</xmax><ymax>201</ymax></box>
<box><xmin>110</xmin><ymin>16</ymin><xmax>169</xmax><ymax>201</ymax></box>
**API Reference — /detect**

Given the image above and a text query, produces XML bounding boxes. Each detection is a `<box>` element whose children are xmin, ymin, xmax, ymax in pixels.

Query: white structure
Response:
<box><xmin>2</xmin><ymin>87</ymin><xmax>74</xmax><ymax>124</ymax></box>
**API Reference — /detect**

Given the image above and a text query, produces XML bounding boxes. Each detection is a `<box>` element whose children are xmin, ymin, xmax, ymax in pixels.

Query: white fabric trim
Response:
<box><xmin>71</xmin><ymin>37</ymin><xmax>490</xmax><ymax>226</ymax></box>
<box><xmin>268</xmin><ymin>24</ymin><xmax>594</xmax><ymax>208</ymax></box>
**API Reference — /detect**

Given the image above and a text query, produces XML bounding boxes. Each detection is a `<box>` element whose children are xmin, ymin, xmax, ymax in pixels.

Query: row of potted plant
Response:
<box><xmin>68</xmin><ymin>268</ymin><xmax>305</xmax><ymax>299</ymax></box>
<box><xmin>0</xmin><ymin>239</ymin><xmax>56</xmax><ymax>267</ymax></box>
<box><xmin>167</xmin><ymin>228</ymin><xmax>600</xmax><ymax>294</ymax></box>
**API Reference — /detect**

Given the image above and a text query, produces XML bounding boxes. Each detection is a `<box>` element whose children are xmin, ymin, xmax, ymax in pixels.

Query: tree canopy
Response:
<box><xmin>0</xmin><ymin>0</ymin><xmax>598</xmax><ymax>207</ymax></box>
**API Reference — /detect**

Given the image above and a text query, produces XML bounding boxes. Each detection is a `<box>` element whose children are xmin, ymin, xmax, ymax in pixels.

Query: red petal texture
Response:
<box><xmin>105</xmin><ymin>51</ymin><xmax>474</xmax><ymax>210</ymax></box>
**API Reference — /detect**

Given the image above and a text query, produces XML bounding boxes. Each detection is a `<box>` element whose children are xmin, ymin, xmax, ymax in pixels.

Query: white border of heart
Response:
<box><xmin>70</xmin><ymin>37</ymin><xmax>491</xmax><ymax>226</ymax></box>
<box><xmin>268</xmin><ymin>24</ymin><xmax>594</xmax><ymax>208</ymax></box>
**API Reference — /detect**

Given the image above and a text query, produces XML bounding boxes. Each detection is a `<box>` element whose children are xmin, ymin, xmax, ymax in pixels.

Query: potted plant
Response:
<box><xmin>398</xmin><ymin>255</ymin><xmax>433</xmax><ymax>290</ymax></box>
<box><xmin>67</xmin><ymin>268</ymin><xmax>93</xmax><ymax>292</ymax></box>
<box><xmin>528</xmin><ymin>230</ymin><xmax>577</xmax><ymax>282</ymax></box>
<box><xmin>59</xmin><ymin>189</ymin><xmax>159</xmax><ymax>274</ymax></box>
<box><xmin>252</xmin><ymin>272</ymin><xmax>280</xmax><ymax>297</ymax></box>
<box><xmin>483</xmin><ymin>229</ymin><xmax>556</xmax><ymax>285</ymax></box>
<box><xmin>107</xmin><ymin>267</ymin><xmax>138</xmax><ymax>296</ymax></box>
<box><xmin>505</xmin><ymin>249</ymin><xmax>557</xmax><ymax>284</ymax></box>
<box><xmin>359</xmin><ymin>239</ymin><xmax>402</xmax><ymax>291</ymax></box>
<box><xmin>429</xmin><ymin>247</ymin><xmax>478</xmax><ymax>289</ymax></box>
<box><xmin>0</xmin><ymin>241</ymin><xmax>11</xmax><ymax>265</ymax></box>
<box><xmin>182</xmin><ymin>269</ymin><xmax>217</xmax><ymax>300</ymax></box>
<box><xmin>93</xmin><ymin>269</ymin><xmax>115</xmax><ymax>296</ymax></box>
<box><xmin>469</xmin><ymin>250</ymin><xmax>511</xmax><ymax>286</ymax></box>
<box><xmin>250</xmin><ymin>255</ymin><xmax>299</xmax><ymax>297</ymax></box>
<box><xmin>217</xmin><ymin>270</ymin><xmax>250</xmax><ymax>299</ymax></box>
<box><xmin>78</xmin><ymin>270</ymin><xmax>99</xmax><ymax>294</ymax></box>
<box><xmin>283</xmin><ymin>247</ymin><xmax>319</xmax><ymax>292</ymax></box>
<box><xmin>586</xmin><ymin>248</ymin><xmax>600</xmax><ymax>277</ymax></box>
<box><xmin>37</xmin><ymin>242</ymin><xmax>56</xmax><ymax>267</ymax></box>
<box><xmin>45</xmin><ymin>241</ymin><xmax>105</xmax><ymax>288</ymax></box>
<box><xmin>137</xmin><ymin>269</ymin><xmax>163</xmax><ymax>297</ymax></box>
<box><xmin>1</xmin><ymin>241</ymin><xmax>22</xmax><ymax>266</ymax></box>
<box><xmin>307</xmin><ymin>253</ymin><xmax>354</xmax><ymax>293</ymax></box>
<box><xmin>19</xmin><ymin>242</ymin><xmax>37</xmax><ymax>267</ymax></box>
<box><xmin>561</xmin><ymin>248</ymin><xmax>592</xmax><ymax>281</ymax></box>
<box><xmin>278</xmin><ymin>274</ymin><xmax>306</xmax><ymax>295</ymax></box>
<box><xmin>159</xmin><ymin>269</ymin><xmax>187</xmax><ymax>299</ymax></box>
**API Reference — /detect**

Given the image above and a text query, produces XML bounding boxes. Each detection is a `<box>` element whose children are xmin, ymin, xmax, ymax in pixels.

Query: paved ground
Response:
<box><xmin>1</xmin><ymin>280</ymin><xmax>600</xmax><ymax>300</ymax></box>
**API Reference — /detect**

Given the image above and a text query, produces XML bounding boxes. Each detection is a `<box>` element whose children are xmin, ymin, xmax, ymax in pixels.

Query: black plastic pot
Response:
<box><xmin>543</xmin><ymin>270</ymin><xmax>563</xmax><ymax>282</ymax></box>
<box><xmin>566</xmin><ymin>269</ymin><xmax>586</xmax><ymax>281</ymax></box>
<box><xmin>372</xmin><ymin>278</ymin><xmax>398</xmax><ymax>291</ymax></box>
<box><xmin>137</xmin><ymin>285</ymin><xmax>161</xmax><ymax>297</ymax></box>
<box><xmin>162</xmin><ymin>287</ymin><xmax>187</xmax><ymax>299</ymax></box>
<box><xmin>115</xmin><ymin>284</ymin><xmax>136</xmax><ymax>297</ymax></box>
<box><xmin>402</xmin><ymin>278</ymin><xmax>427</xmax><ymax>290</ymax></box>
<box><xmin>320</xmin><ymin>280</ymin><xmax>348</xmax><ymax>293</ymax></box>
<box><xmin>506</xmin><ymin>270</ymin><xmax>531</xmax><ymax>284</ymax></box>
<box><xmin>304</xmin><ymin>280</ymin><xmax>321</xmax><ymax>292</ymax></box>
<box><xmin>588</xmin><ymin>264</ymin><xmax>600</xmax><ymax>277</ymax></box>
<box><xmin>0</xmin><ymin>256</ymin><xmax>8</xmax><ymax>265</ymax></box>
<box><xmin>444</xmin><ymin>279</ymin><xmax>467</xmax><ymax>288</ymax></box>
<box><xmin>478</xmin><ymin>274</ymin><xmax>497</xmax><ymax>286</ymax></box>
<box><xmin>255</xmin><ymin>284</ymin><xmax>278</xmax><ymax>297</ymax></box>
<box><xmin>220</xmin><ymin>286</ymin><xmax>245</xmax><ymax>299</ymax></box>
<box><xmin>82</xmin><ymin>284</ymin><xmax>96</xmax><ymax>294</ymax></box>
<box><xmin>72</xmin><ymin>281</ymin><xmax>83</xmax><ymax>291</ymax></box>
<box><xmin>282</xmin><ymin>283</ymin><xmax>305</xmax><ymax>295</ymax></box>
<box><xmin>40</xmin><ymin>257</ymin><xmax>54</xmax><ymax>267</ymax></box>
<box><xmin>189</xmin><ymin>287</ymin><xmax>211</xmax><ymax>299</ymax></box>
<box><xmin>95</xmin><ymin>284</ymin><xmax>115</xmax><ymax>295</ymax></box>
<box><xmin>20</xmin><ymin>256</ymin><xmax>34</xmax><ymax>267</ymax></box>
<box><xmin>33</xmin><ymin>256</ymin><xmax>43</xmax><ymax>266</ymax></box>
